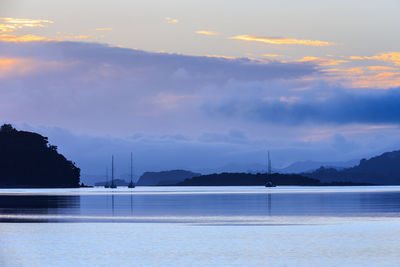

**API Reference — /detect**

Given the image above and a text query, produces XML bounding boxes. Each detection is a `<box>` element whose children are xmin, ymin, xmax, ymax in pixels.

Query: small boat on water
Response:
<box><xmin>265</xmin><ymin>151</ymin><xmax>276</xmax><ymax>187</ymax></box>
<box><xmin>265</xmin><ymin>181</ymin><xmax>276</xmax><ymax>187</ymax></box>
<box><xmin>110</xmin><ymin>155</ymin><xmax>117</xmax><ymax>189</ymax></box>
<box><xmin>128</xmin><ymin>152</ymin><xmax>135</xmax><ymax>189</ymax></box>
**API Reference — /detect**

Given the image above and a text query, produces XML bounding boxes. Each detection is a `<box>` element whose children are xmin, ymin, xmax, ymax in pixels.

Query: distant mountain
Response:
<box><xmin>81</xmin><ymin>174</ymin><xmax>106</xmax><ymax>185</ymax></box>
<box><xmin>305</xmin><ymin>150</ymin><xmax>400</xmax><ymax>184</ymax></box>
<box><xmin>278</xmin><ymin>160</ymin><xmax>359</xmax><ymax>174</ymax></box>
<box><xmin>0</xmin><ymin>124</ymin><xmax>80</xmax><ymax>188</ymax></box>
<box><xmin>197</xmin><ymin>160</ymin><xmax>359</xmax><ymax>175</ymax></box>
<box><xmin>95</xmin><ymin>179</ymin><xmax>129</xmax><ymax>186</ymax></box>
<box><xmin>206</xmin><ymin>163</ymin><xmax>266</xmax><ymax>174</ymax></box>
<box><xmin>136</xmin><ymin>170</ymin><xmax>201</xmax><ymax>186</ymax></box>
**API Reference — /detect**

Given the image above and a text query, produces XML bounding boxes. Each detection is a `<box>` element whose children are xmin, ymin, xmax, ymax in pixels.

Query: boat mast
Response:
<box><xmin>268</xmin><ymin>151</ymin><xmax>272</xmax><ymax>175</ymax></box>
<box><xmin>112</xmin><ymin>155</ymin><xmax>114</xmax><ymax>186</ymax></box>
<box><xmin>130</xmin><ymin>152</ymin><xmax>133</xmax><ymax>184</ymax></box>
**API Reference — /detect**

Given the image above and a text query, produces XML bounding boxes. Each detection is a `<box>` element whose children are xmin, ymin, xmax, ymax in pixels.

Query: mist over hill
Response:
<box><xmin>278</xmin><ymin>160</ymin><xmax>359</xmax><ymax>174</ymax></box>
<box><xmin>305</xmin><ymin>150</ymin><xmax>400</xmax><ymax>184</ymax></box>
<box><xmin>137</xmin><ymin>170</ymin><xmax>201</xmax><ymax>186</ymax></box>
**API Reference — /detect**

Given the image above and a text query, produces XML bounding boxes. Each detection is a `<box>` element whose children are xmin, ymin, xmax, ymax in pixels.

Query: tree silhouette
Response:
<box><xmin>0</xmin><ymin>124</ymin><xmax>80</xmax><ymax>188</ymax></box>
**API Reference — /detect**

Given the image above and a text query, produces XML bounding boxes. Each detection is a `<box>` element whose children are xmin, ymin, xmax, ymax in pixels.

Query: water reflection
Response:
<box><xmin>0</xmin><ymin>195</ymin><xmax>80</xmax><ymax>222</ymax></box>
<box><xmin>1</xmin><ymin>190</ymin><xmax>400</xmax><ymax>222</ymax></box>
<box><xmin>266</xmin><ymin>193</ymin><xmax>272</xmax><ymax>216</ymax></box>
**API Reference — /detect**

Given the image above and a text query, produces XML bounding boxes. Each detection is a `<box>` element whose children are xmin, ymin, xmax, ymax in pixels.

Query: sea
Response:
<box><xmin>1</xmin><ymin>186</ymin><xmax>400</xmax><ymax>266</ymax></box>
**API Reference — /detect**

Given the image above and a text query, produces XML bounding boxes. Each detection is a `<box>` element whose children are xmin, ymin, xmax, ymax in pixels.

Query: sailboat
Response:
<box><xmin>265</xmin><ymin>151</ymin><xmax>276</xmax><ymax>188</ymax></box>
<box><xmin>104</xmin><ymin>167</ymin><xmax>110</xmax><ymax>188</ymax></box>
<box><xmin>110</xmin><ymin>155</ymin><xmax>117</xmax><ymax>189</ymax></box>
<box><xmin>128</xmin><ymin>152</ymin><xmax>135</xmax><ymax>188</ymax></box>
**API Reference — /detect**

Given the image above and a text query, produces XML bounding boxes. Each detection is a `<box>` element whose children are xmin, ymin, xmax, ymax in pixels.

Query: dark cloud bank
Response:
<box><xmin>1</xmin><ymin>41</ymin><xmax>399</xmax><ymax>127</ymax></box>
<box><xmin>1</xmin><ymin>41</ymin><xmax>400</xmax><ymax>177</ymax></box>
<box><xmin>211</xmin><ymin>89</ymin><xmax>400</xmax><ymax>125</ymax></box>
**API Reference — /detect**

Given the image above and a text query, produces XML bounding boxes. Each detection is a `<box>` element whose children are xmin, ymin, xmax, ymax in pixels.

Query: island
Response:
<box><xmin>0</xmin><ymin>124</ymin><xmax>80</xmax><ymax>188</ymax></box>
<box><xmin>304</xmin><ymin>150</ymin><xmax>400</xmax><ymax>185</ymax></box>
<box><xmin>175</xmin><ymin>172</ymin><xmax>371</xmax><ymax>186</ymax></box>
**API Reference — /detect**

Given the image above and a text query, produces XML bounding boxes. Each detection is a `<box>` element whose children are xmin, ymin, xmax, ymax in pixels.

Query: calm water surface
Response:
<box><xmin>1</xmin><ymin>186</ymin><xmax>400</xmax><ymax>221</ymax></box>
<box><xmin>1</xmin><ymin>186</ymin><xmax>400</xmax><ymax>266</ymax></box>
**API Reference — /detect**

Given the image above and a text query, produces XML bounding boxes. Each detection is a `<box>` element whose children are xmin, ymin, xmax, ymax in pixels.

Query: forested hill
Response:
<box><xmin>0</xmin><ymin>124</ymin><xmax>80</xmax><ymax>188</ymax></box>
<box><xmin>176</xmin><ymin>173</ymin><xmax>322</xmax><ymax>186</ymax></box>
<box><xmin>305</xmin><ymin>150</ymin><xmax>400</xmax><ymax>185</ymax></box>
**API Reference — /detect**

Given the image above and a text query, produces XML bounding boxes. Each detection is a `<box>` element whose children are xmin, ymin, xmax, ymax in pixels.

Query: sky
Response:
<box><xmin>1</xmin><ymin>0</ymin><xmax>400</xmax><ymax>181</ymax></box>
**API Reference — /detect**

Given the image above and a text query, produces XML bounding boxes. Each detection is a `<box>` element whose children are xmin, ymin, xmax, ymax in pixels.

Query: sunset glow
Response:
<box><xmin>1</xmin><ymin>1</ymin><xmax>400</xmax><ymax>174</ymax></box>
<box><xmin>230</xmin><ymin>35</ymin><xmax>335</xmax><ymax>46</ymax></box>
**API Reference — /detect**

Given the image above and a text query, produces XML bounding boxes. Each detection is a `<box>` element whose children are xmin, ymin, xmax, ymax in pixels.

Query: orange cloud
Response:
<box><xmin>165</xmin><ymin>17</ymin><xmax>179</xmax><ymax>24</ymax></box>
<box><xmin>0</xmin><ymin>33</ymin><xmax>95</xmax><ymax>43</ymax></box>
<box><xmin>324</xmin><ymin>66</ymin><xmax>400</xmax><ymax>89</ymax></box>
<box><xmin>0</xmin><ymin>17</ymin><xmax>53</xmax><ymax>33</ymax></box>
<box><xmin>297</xmin><ymin>56</ymin><xmax>348</xmax><ymax>66</ymax></box>
<box><xmin>230</xmin><ymin>35</ymin><xmax>335</xmax><ymax>46</ymax></box>
<box><xmin>367</xmin><ymin>66</ymin><xmax>399</xmax><ymax>71</ymax></box>
<box><xmin>204</xmin><ymin>54</ymin><xmax>235</xmax><ymax>59</ymax></box>
<box><xmin>0</xmin><ymin>34</ymin><xmax>50</xmax><ymax>42</ymax></box>
<box><xmin>0</xmin><ymin>17</ymin><xmax>96</xmax><ymax>43</ymax></box>
<box><xmin>0</xmin><ymin>56</ymin><xmax>77</xmax><ymax>79</ymax></box>
<box><xmin>353</xmin><ymin>72</ymin><xmax>400</xmax><ymax>88</ymax></box>
<box><xmin>195</xmin><ymin>30</ymin><xmax>218</xmax><ymax>36</ymax></box>
<box><xmin>263</xmin><ymin>54</ymin><xmax>283</xmax><ymax>58</ymax></box>
<box><xmin>0</xmin><ymin>24</ymin><xmax>16</xmax><ymax>33</ymax></box>
<box><xmin>0</xmin><ymin>17</ymin><xmax>55</xmax><ymax>43</ymax></box>
<box><xmin>324</xmin><ymin>67</ymin><xmax>364</xmax><ymax>74</ymax></box>
<box><xmin>0</xmin><ymin>18</ymin><xmax>53</xmax><ymax>25</ymax></box>
<box><xmin>0</xmin><ymin>57</ymin><xmax>36</xmax><ymax>78</ymax></box>
<box><xmin>95</xmin><ymin>27</ymin><xmax>113</xmax><ymax>31</ymax></box>
<box><xmin>0</xmin><ymin>58</ymin><xmax>17</xmax><ymax>70</ymax></box>
<box><xmin>57</xmin><ymin>35</ymin><xmax>92</xmax><ymax>40</ymax></box>
<box><xmin>350</xmin><ymin>52</ymin><xmax>400</xmax><ymax>66</ymax></box>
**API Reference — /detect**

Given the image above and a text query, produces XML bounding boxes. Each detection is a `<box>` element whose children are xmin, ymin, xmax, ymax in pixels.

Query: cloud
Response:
<box><xmin>95</xmin><ymin>27</ymin><xmax>113</xmax><ymax>31</ymax></box>
<box><xmin>263</xmin><ymin>54</ymin><xmax>283</xmax><ymax>58</ymax></box>
<box><xmin>209</xmin><ymin>88</ymin><xmax>400</xmax><ymax>125</ymax></box>
<box><xmin>0</xmin><ymin>34</ymin><xmax>51</xmax><ymax>42</ymax></box>
<box><xmin>0</xmin><ymin>34</ymin><xmax>95</xmax><ymax>43</ymax></box>
<box><xmin>0</xmin><ymin>17</ymin><xmax>53</xmax><ymax>33</ymax></box>
<box><xmin>2</xmin><ymin>41</ymin><xmax>399</xmax><ymax>174</ymax></box>
<box><xmin>165</xmin><ymin>17</ymin><xmax>179</xmax><ymax>24</ymax></box>
<box><xmin>199</xmin><ymin>130</ymin><xmax>248</xmax><ymax>144</ymax></box>
<box><xmin>352</xmin><ymin>72</ymin><xmax>400</xmax><ymax>88</ymax></box>
<box><xmin>230</xmin><ymin>35</ymin><xmax>335</xmax><ymax>46</ymax></box>
<box><xmin>0</xmin><ymin>41</ymin><xmax>317</xmax><ymax>135</ymax></box>
<box><xmin>324</xmin><ymin>67</ymin><xmax>400</xmax><ymax>89</ymax></box>
<box><xmin>0</xmin><ymin>17</ymin><xmax>100</xmax><ymax>43</ymax></box>
<box><xmin>2</xmin><ymin>40</ymin><xmax>399</xmax><ymax>133</ymax></box>
<box><xmin>0</xmin><ymin>17</ymin><xmax>54</xmax><ymax>42</ymax></box>
<box><xmin>350</xmin><ymin>52</ymin><xmax>400</xmax><ymax>66</ymax></box>
<box><xmin>296</xmin><ymin>56</ymin><xmax>348</xmax><ymax>66</ymax></box>
<box><xmin>55</xmin><ymin>35</ymin><xmax>93</xmax><ymax>41</ymax></box>
<box><xmin>204</xmin><ymin>54</ymin><xmax>235</xmax><ymax>59</ymax></box>
<box><xmin>0</xmin><ymin>24</ymin><xmax>15</xmax><ymax>33</ymax></box>
<box><xmin>367</xmin><ymin>66</ymin><xmax>399</xmax><ymax>71</ymax></box>
<box><xmin>1</xmin><ymin>40</ymin><xmax>399</xmax><ymax>135</ymax></box>
<box><xmin>0</xmin><ymin>57</ymin><xmax>37</xmax><ymax>77</ymax></box>
<box><xmin>195</xmin><ymin>30</ymin><xmax>219</xmax><ymax>36</ymax></box>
